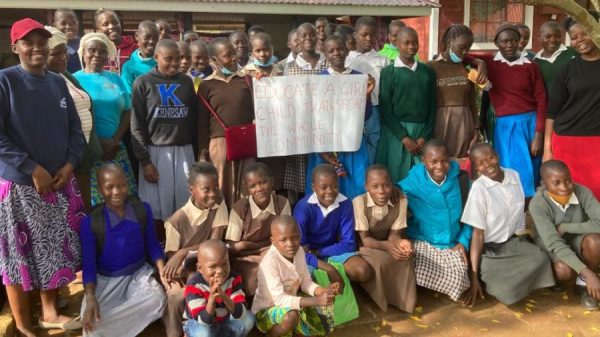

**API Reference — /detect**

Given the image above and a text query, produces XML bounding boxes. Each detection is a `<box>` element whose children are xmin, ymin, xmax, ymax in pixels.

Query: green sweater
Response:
<box><xmin>534</xmin><ymin>47</ymin><xmax>577</xmax><ymax>94</ymax></box>
<box><xmin>529</xmin><ymin>184</ymin><xmax>600</xmax><ymax>273</ymax></box>
<box><xmin>378</xmin><ymin>62</ymin><xmax>437</xmax><ymax>141</ymax></box>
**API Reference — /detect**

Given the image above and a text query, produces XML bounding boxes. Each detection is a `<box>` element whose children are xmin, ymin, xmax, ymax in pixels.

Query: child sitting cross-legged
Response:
<box><xmin>226</xmin><ymin>162</ymin><xmax>292</xmax><ymax>297</ymax></box>
<box><xmin>294</xmin><ymin>164</ymin><xmax>372</xmax><ymax>298</ymax></box>
<box><xmin>183</xmin><ymin>240</ymin><xmax>255</xmax><ymax>337</ymax></box>
<box><xmin>253</xmin><ymin>215</ymin><xmax>337</xmax><ymax>337</ymax></box>
<box><xmin>161</xmin><ymin>162</ymin><xmax>228</xmax><ymax>337</ymax></box>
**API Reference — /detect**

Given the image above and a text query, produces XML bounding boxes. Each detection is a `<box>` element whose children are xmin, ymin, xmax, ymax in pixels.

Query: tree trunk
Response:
<box><xmin>516</xmin><ymin>0</ymin><xmax>600</xmax><ymax>48</ymax></box>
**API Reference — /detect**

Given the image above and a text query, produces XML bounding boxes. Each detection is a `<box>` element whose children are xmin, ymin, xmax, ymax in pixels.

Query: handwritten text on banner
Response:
<box><xmin>253</xmin><ymin>74</ymin><xmax>367</xmax><ymax>157</ymax></box>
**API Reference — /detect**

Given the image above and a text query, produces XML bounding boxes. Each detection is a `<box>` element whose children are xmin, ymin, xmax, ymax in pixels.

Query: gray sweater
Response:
<box><xmin>529</xmin><ymin>184</ymin><xmax>600</xmax><ymax>273</ymax></box>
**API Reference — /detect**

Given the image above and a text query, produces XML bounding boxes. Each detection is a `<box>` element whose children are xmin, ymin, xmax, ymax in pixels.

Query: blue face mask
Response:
<box><xmin>221</xmin><ymin>67</ymin><xmax>234</xmax><ymax>76</ymax></box>
<box><xmin>253</xmin><ymin>55</ymin><xmax>277</xmax><ymax>68</ymax></box>
<box><xmin>449</xmin><ymin>49</ymin><xmax>463</xmax><ymax>63</ymax></box>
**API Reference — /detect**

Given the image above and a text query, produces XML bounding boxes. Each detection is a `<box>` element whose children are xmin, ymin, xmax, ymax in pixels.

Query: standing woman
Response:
<box><xmin>93</xmin><ymin>9</ymin><xmax>136</xmax><ymax>74</ymax></box>
<box><xmin>427</xmin><ymin>24</ymin><xmax>478</xmax><ymax>159</ymax></box>
<box><xmin>74</xmin><ymin>33</ymin><xmax>137</xmax><ymax>206</ymax></box>
<box><xmin>198</xmin><ymin>38</ymin><xmax>256</xmax><ymax>207</ymax></box>
<box><xmin>45</xmin><ymin>26</ymin><xmax>102</xmax><ymax>211</ymax></box>
<box><xmin>0</xmin><ymin>18</ymin><xmax>85</xmax><ymax>336</ymax></box>
<box><xmin>544</xmin><ymin>17</ymin><xmax>600</xmax><ymax>199</ymax></box>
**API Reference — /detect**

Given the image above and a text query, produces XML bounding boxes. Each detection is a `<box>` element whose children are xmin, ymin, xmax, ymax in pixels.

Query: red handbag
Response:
<box><xmin>199</xmin><ymin>89</ymin><xmax>257</xmax><ymax>162</ymax></box>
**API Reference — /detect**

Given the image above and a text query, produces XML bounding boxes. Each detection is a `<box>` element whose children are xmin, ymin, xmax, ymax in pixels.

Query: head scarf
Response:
<box><xmin>44</xmin><ymin>26</ymin><xmax>67</xmax><ymax>51</ymax></box>
<box><xmin>78</xmin><ymin>32</ymin><xmax>117</xmax><ymax>70</ymax></box>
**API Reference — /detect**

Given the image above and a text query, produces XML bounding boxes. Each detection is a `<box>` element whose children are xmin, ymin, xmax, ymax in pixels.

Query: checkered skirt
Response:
<box><xmin>413</xmin><ymin>240</ymin><xmax>470</xmax><ymax>301</ymax></box>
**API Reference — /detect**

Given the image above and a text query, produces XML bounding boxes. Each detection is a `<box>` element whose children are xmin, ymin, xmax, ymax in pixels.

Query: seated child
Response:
<box><xmin>189</xmin><ymin>40</ymin><xmax>213</xmax><ymax>92</ymax></box>
<box><xmin>121</xmin><ymin>20</ymin><xmax>159</xmax><ymax>93</ymax></box>
<box><xmin>399</xmin><ymin>140</ymin><xmax>471</xmax><ymax>302</ymax></box>
<box><xmin>176</xmin><ymin>40</ymin><xmax>192</xmax><ymax>74</ymax></box>
<box><xmin>253</xmin><ymin>215</ymin><xmax>337</xmax><ymax>337</ymax></box>
<box><xmin>305</xmin><ymin>35</ymin><xmax>374</xmax><ymax>200</ymax></box>
<box><xmin>183</xmin><ymin>240</ymin><xmax>255</xmax><ymax>337</ymax></box>
<box><xmin>80</xmin><ymin>164</ymin><xmax>166</xmax><ymax>337</ymax></box>
<box><xmin>354</xmin><ymin>165</ymin><xmax>417</xmax><ymax>312</ymax></box>
<box><xmin>530</xmin><ymin>160</ymin><xmax>600</xmax><ymax>309</ymax></box>
<box><xmin>226</xmin><ymin>162</ymin><xmax>292</xmax><ymax>296</ymax></box>
<box><xmin>462</xmin><ymin>144</ymin><xmax>555</xmax><ymax>306</ymax></box>
<box><xmin>162</xmin><ymin>162</ymin><xmax>228</xmax><ymax>337</ymax></box>
<box><xmin>294</xmin><ymin>164</ymin><xmax>372</xmax><ymax>287</ymax></box>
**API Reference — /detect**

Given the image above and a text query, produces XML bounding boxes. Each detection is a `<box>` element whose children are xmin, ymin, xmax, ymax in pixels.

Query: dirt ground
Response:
<box><xmin>27</xmin><ymin>282</ymin><xmax>600</xmax><ymax>337</ymax></box>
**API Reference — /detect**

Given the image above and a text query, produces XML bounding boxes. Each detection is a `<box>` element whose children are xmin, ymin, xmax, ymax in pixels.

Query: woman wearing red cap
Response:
<box><xmin>0</xmin><ymin>18</ymin><xmax>84</xmax><ymax>335</ymax></box>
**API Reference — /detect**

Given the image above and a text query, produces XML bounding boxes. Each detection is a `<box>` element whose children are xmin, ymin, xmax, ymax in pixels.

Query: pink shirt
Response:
<box><xmin>251</xmin><ymin>245</ymin><xmax>320</xmax><ymax>313</ymax></box>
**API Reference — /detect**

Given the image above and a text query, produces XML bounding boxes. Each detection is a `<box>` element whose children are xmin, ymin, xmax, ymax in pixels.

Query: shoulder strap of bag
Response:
<box><xmin>89</xmin><ymin>195</ymin><xmax>148</xmax><ymax>256</ymax></box>
<box><xmin>198</xmin><ymin>93</ymin><xmax>228</xmax><ymax>130</ymax></box>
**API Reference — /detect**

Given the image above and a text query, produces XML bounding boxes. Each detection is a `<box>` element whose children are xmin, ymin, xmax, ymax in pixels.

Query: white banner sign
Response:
<box><xmin>253</xmin><ymin>74</ymin><xmax>367</xmax><ymax>157</ymax></box>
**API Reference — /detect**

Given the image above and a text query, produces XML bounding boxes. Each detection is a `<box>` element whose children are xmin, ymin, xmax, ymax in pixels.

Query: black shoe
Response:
<box><xmin>579</xmin><ymin>286</ymin><xmax>599</xmax><ymax>310</ymax></box>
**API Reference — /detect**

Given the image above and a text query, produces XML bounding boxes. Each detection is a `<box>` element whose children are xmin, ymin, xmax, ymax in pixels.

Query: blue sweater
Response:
<box><xmin>399</xmin><ymin>162</ymin><xmax>472</xmax><ymax>250</ymax></box>
<box><xmin>293</xmin><ymin>194</ymin><xmax>356</xmax><ymax>268</ymax></box>
<box><xmin>0</xmin><ymin>65</ymin><xmax>83</xmax><ymax>185</ymax></box>
<box><xmin>80</xmin><ymin>202</ymin><xmax>165</xmax><ymax>285</ymax></box>
<box><xmin>121</xmin><ymin>49</ymin><xmax>157</xmax><ymax>94</ymax></box>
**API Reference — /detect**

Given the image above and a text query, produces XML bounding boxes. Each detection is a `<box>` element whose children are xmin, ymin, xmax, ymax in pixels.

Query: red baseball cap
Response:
<box><xmin>10</xmin><ymin>18</ymin><xmax>52</xmax><ymax>44</ymax></box>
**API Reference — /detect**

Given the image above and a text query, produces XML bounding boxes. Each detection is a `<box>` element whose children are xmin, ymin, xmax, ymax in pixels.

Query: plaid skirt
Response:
<box><xmin>413</xmin><ymin>240</ymin><xmax>470</xmax><ymax>301</ymax></box>
<box><xmin>283</xmin><ymin>155</ymin><xmax>307</xmax><ymax>193</ymax></box>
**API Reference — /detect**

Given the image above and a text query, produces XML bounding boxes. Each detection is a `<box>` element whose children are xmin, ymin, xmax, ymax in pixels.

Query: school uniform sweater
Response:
<box><xmin>399</xmin><ymin>161</ymin><xmax>472</xmax><ymax>250</ymax></box>
<box><xmin>293</xmin><ymin>193</ymin><xmax>356</xmax><ymax>268</ymax></box>
<box><xmin>530</xmin><ymin>184</ymin><xmax>600</xmax><ymax>274</ymax></box>
<box><xmin>547</xmin><ymin>56</ymin><xmax>600</xmax><ymax>136</ymax></box>
<box><xmin>0</xmin><ymin>65</ymin><xmax>84</xmax><ymax>185</ymax></box>
<box><xmin>197</xmin><ymin>72</ymin><xmax>254</xmax><ymax>153</ymax></box>
<box><xmin>533</xmin><ymin>46</ymin><xmax>577</xmax><ymax>94</ymax></box>
<box><xmin>477</xmin><ymin>53</ymin><xmax>547</xmax><ymax>132</ymax></box>
<box><xmin>121</xmin><ymin>49</ymin><xmax>158</xmax><ymax>94</ymax></box>
<box><xmin>66</xmin><ymin>37</ymin><xmax>82</xmax><ymax>73</ymax></box>
<box><xmin>80</xmin><ymin>202</ymin><xmax>165</xmax><ymax>285</ymax></box>
<box><xmin>378</xmin><ymin>62</ymin><xmax>437</xmax><ymax>141</ymax></box>
<box><xmin>130</xmin><ymin>68</ymin><xmax>198</xmax><ymax>166</ymax></box>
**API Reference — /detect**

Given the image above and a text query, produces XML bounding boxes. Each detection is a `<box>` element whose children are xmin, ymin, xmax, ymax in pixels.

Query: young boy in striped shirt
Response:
<box><xmin>183</xmin><ymin>240</ymin><xmax>255</xmax><ymax>337</ymax></box>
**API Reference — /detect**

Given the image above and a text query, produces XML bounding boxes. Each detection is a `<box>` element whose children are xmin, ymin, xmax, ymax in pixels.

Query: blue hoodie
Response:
<box><xmin>399</xmin><ymin>161</ymin><xmax>472</xmax><ymax>250</ymax></box>
<box><xmin>121</xmin><ymin>49</ymin><xmax>157</xmax><ymax>94</ymax></box>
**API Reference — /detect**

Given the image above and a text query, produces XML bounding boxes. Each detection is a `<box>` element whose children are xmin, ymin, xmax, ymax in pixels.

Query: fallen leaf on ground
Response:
<box><xmin>414</xmin><ymin>306</ymin><xmax>424</xmax><ymax>313</ymax></box>
<box><xmin>528</xmin><ymin>299</ymin><xmax>537</xmax><ymax>303</ymax></box>
<box><xmin>589</xmin><ymin>327</ymin><xmax>600</xmax><ymax>332</ymax></box>
<box><xmin>566</xmin><ymin>333</ymin><xmax>574</xmax><ymax>337</ymax></box>
<box><xmin>514</xmin><ymin>312</ymin><xmax>523</xmax><ymax>318</ymax></box>
<box><xmin>415</xmin><ymin>324</ymin><xmax>428</xmax><ymax>328</ymax></box>
<box><xmin>562</xmin><ymin>293</ymin><xmax>569</xmax><ymax>300</ymax></box>
<box><xmin>583</xmin><ymin>311</ymin><xmax>593</xmax><ymax>315</ymax></box>
<box><xmin>525</xmin><ymin>307</ymin><xmax>533</xmax><ymax>313</ymax></box>
<box><xmin>491</xmin><ymin>320</ymin><xmax>501</xmax><ymax>323</ymax></box>
<box><xmin>410</xmin><ymin>315</ymin><xmax>422</xmax><ymax>322</ymax></box>
<box><xmin>381</xmin><ymin>319</ymin><xmax>388</xmax><ymax>326</ymax></box>
<box><xmin>372</xmin><ymin>325</ymin><xmax>381</xmax><ymax>332</ymax></box>
<box><xmin>526</xmin><ymin>303</ymin><xmax>536</xmax><ymax>308</ymax></box>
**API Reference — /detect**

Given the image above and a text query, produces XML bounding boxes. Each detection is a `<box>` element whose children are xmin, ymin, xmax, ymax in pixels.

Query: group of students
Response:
<box><xmin>1</xmin><ymin>7</ymin><xmax>600</xmax><ymax>337</ymax></box>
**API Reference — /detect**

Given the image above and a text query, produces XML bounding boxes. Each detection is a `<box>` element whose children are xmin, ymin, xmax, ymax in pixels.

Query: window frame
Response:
<box><xmin>463</xmin><ymin>0</ymin><xmax>534</xmax><ymax>50</ymax></box>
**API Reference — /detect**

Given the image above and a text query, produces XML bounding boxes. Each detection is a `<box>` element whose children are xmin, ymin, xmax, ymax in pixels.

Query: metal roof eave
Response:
<box><xmin>0</xmin><ymin>0</ymin><xmax>435</xmax><ymax>16</ymax></box>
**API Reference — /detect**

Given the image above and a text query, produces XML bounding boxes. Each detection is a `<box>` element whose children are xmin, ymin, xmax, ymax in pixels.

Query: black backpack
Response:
<box><xmin>89</xmin><ymin>195</ymin><xmax>147</xmax><ymax>255</ymax></box>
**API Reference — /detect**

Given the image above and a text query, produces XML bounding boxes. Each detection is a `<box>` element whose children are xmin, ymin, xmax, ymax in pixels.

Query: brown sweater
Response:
<box><xmin>197</xmin><ymin>72</ymin><xmax>255</xmax><ymax>152</ymax></box>
<box><xmin>426</xmin><ymin>58</ymin><xmax>478</xmax><ymax>121</ymax></box>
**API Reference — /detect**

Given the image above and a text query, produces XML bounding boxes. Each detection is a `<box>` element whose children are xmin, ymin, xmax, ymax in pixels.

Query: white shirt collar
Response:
<box><xmin>327</xmin><ymin>67</ymin><xmax>353</xmax><ymax>75</ymax></box>
<box><xmin>295</xmin><ymin>52</ymin><xmax>327</xmax><ymax>70</ymax></box>
<box><xmin>479</xmin><ymin>168</ymin><xmax>520</xmax><ymax>188</ymax></box>
<box><xmin>249</xmin><ymin>193</ymin><xmax>277</xmax><ymax>219</ymax></box>
<box><xmin>307</xmin><ymin>192</ymin><xmax>348</xmax><ymax>217</ymax></box>
<box><xmin>394</xmin><ymin>57</ymin><xmax>418</xmax><ymax>71</ymax></box>
<box><xmin>286</xmin><ymin>52</ymin><xmax>295</xmax><ymax>63</ymax></box>
<box><xmin>493</xmin><ymin>51</ymin><xmax>531</xmax><ymax>66</ymax></box>
<box><xmin>534</xmin><ymin>44</ymin><xmax>569</xmax><ymax>64</ymax></box>
<box><xmin>366</xmin><ymin>192</ymin><xmax>394</xmax><ymax>208</ymax></box>
<box><xmin>426</xmin><ymin>172</ymin><xmax>447</xmax><ymax>187</ymax></box>
<box><xmin>547</xmin><ymin>192</ymin><xmax>579</xmax><ymax>213</ymax></box>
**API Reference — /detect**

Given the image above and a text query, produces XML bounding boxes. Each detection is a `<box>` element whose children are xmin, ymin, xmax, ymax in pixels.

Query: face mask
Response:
<box><xmin>449</xmin><ymin>49</ymin><xmax>463</xmax><ymax>63</ymax></box>
<box><xmin>547</xmin><ymin>191</ymin><xmax>572</xmax><ymax>207</ymax></box>
<box><xmin>215</xmin><ymin>59</ymin><xmax>236</xmax><ymax>76</ymax></box>
<box><xmin>253</xmin><ymin>55</ymin><xmax>276</xmax><ymax>68</ymax></box>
